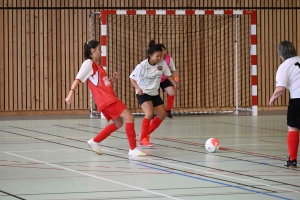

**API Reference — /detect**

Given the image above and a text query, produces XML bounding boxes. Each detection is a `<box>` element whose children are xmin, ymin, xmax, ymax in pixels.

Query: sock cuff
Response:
<box><xmin>109</xmin><ymin>123</ymin><xmax>118</xmax><ymax>130</ymax></box>
<box><xmin>142</xmin><ymin>118</ymin><xmax>151</xmax><ymax>124</ymax></box>
<box><xmin>154</xmin><ymin>117</ymin><xmax>163</xmax><ymax>123</ymax></box>
<box><xmin>289</xmin><ymin>131</ymin><xmax>299</xmax><ymax>135</ymax></box>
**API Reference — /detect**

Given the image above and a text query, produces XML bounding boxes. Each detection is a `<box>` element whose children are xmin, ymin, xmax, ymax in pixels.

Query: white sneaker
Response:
<box><xmin>128</xmin><ymin>147</ymin><xmax>147</xmax><ymax>157</ymax></box>
<box><xmin>87</xmin><ymin>139</ymin><xmax>102</xmax><ymax>155</ymax></box>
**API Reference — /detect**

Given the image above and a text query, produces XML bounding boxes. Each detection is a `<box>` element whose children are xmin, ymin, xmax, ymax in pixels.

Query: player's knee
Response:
<box><xmin>115</xmin><ymin>120</ymin><xmax>124</xmax><ymax>129</ymax></box>
<box><xmin>157</xmin><ymin>111</ymin><xmax>166</xmax><ymax>120</ymax></box>
<box><xmin>126</xmin><ymin>114</ymin><xmax>134</xmax><ymax>123</ymax></box>
<box><xmin>144</xmin><ymin>110</ymin><xmax>154</xmax><ymax>119</ymax></box>
<box><xmin>288</xmin><ymin>126</ymin><xmax>299</xmax><ymax>132</ymax></box>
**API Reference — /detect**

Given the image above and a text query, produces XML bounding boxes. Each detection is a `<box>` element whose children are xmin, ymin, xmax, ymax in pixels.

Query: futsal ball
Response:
<box><xmin>205</xmin><ymin>138</ymin><xmax>220</xmax><ymax>153</ymax></box>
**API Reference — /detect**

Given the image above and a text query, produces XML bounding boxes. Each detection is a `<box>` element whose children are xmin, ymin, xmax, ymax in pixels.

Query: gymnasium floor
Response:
<box><xmin>0</xmin><ymin>112</ymin><xmax>299</xmax><ymax>200</ymax></box>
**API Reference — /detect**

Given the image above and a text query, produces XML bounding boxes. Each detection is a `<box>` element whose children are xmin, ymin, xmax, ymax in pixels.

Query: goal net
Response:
<box><xmin>90</xmin><ymin>10</ymin><xmax>257</xmax><ymax>116</ymax></box>
<box><xmin>89</xmin><ymin>12</ymin><xmax>102</xmax><ymax>118</ymax></box>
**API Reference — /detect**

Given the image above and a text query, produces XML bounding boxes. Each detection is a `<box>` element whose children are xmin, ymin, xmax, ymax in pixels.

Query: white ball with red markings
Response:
<box><xmin>205</xmin><ymin>138</ymin><xmax>220</xmax><ymax>153</ymax></box>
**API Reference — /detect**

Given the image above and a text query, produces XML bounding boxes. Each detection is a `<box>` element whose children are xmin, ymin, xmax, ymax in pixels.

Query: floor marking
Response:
<box><xmin>143</xmin><ymin>157</ymin><xmax>300</xmax><ymax>194</ymax></box>
<box><xmin>4</xmin><ymin>149</ymin><xmax>84</xmax><ymax>153</ymax></box>
<box><xmin>93</xmin><ymin>148</ymin><xmax>300</xmax><ymax>195</ymax></box>
<box><xmin>5</xmin><ymin>126</ymin><xmax>299</xmax><ymax>195</ymax></box>
<box><xmin>245</xmin><ymin>177</ymin><xmax>300</xmax><ymax>181</ymax></box>
<box><xmin>4</xmin><ymin>152</ymin><xmax>182</xmax><ymax>200</ymax></box>
<box><xmin>137</xmin><ymin>163</ymin><xmax>291</xmax><ymax>200</ymax></box>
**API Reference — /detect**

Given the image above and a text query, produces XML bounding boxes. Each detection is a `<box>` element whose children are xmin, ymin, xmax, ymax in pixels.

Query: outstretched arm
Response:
<box><xmin>65</xmin><ymin>79</ymin><xmax>81</xmax><ymax>104</ymax></box>
<box><xmin>269</xmin><ymin>86</ymin><xmax>286</xmax><ymax>106</ymax></box>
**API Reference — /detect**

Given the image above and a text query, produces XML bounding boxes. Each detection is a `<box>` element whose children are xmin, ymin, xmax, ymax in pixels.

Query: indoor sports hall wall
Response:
<box><xmin>0</xmin><ymin>0</ymin><xmax>298</xmax><ymax>115</ymax></box>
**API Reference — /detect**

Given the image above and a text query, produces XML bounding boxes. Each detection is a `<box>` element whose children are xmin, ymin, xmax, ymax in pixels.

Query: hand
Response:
<box><xmin>113</xmin><ymin>72</ymin><xmax>120</xmax><ymax>79</ymax></box>
<box><xmin>65</xmin><ymin>96</ymin><xmax>72</xmax><ymax>105</ymax></box>
<box><xmin>269</xmin><ymin>97</ymin><xmax>276</xmax><ymax>106</ymax></box>
<box><xmin>137</xmin><ymin>87</ymin><xmax>143</xmax><ymax>95</ymax></box>
<box><xmin>174</xmin><ymin>82</ymin><xmax>179</xmax><ymax>90</ymax></box>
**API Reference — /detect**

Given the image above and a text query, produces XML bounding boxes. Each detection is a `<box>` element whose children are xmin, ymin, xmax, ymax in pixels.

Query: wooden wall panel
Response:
<box><xmin>0</xmin><ymin>0</ymin><xmax>299</xmax><ymax>115</ymax></box>
<box><xmin>0</xmin><ymin>1</ymin><xmax>4</xmax><ymax>111</ymax></box>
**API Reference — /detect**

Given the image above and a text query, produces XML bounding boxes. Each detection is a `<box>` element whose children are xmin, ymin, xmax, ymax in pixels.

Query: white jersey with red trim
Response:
<box><xmin>276</xmin><ymin>56</ymin><xmax>300</xmax><ymax>98</ymax></box>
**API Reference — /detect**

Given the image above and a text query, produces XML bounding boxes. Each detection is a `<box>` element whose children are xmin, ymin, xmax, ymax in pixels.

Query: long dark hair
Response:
<box><xmin>84</xmin><ymin>40</ymin><xmax>100</xmax><ymax>59</ymax></box>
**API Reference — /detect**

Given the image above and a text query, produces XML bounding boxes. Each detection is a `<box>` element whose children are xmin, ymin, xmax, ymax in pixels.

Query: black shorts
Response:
<box><xmin>160</xmin><ymin>79</ymin><xmax>173</xmax><ymax>91</ymax></box>
<box><xmin>287</xmin><ymin>98</ymin><xmax>300</xmax><ymax>129</ymax></box>
<box><xmin>136</xmin><ymin>93</ymin><xmax>164</xmax><ymax>107</ymax></box>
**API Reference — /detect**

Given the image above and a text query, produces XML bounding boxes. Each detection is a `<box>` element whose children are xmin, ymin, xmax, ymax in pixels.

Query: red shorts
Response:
<box><xmin>101</xmin><ymin>100</ymin><xmax>127</xmax><ymax>121</ymax></box>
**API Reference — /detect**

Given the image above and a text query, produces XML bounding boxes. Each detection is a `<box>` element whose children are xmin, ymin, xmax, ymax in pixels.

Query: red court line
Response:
<box><xmin>1</xmin><ymin>165</ymin><xmax>64</xmax><ymax>170</ymax></box>
<box><xmin>78</xmin><ymin>169</ymin><xmax>170</xmax><ymax>174</ymax></box>
<box><xmin>77</xmin><ymin>165</ymin><xmax>90</xmax><ymax>167</ymax></box>
<box><xmin>96</xmin><ymin>166</ymin><xmax>110</xmax><ymax>168</ymax></box>
<box><xmin>160</xmin><ymin>137</ymin><xmax>284</xmax><ymax>160</ymax></box>
<box><xmin>259</xmin><ymin>140</ymin><xmax>284</xmax><ymax>144</ymax></box>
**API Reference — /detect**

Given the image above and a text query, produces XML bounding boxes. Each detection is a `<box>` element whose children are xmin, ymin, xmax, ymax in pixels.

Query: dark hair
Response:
<box><xmin>84</xmin><ymin>40</ymin><xmax>100</xmax><ymax>59</ymax></box>
<box><xmin>277</xmin><ymin>41</ymin><xmax>297</xmax><ymax>60</ymax></box>
<box><xmin>147</xmin><ymin>40</ymin><xmax>162</xmax><ymax>56</ymax></box>
<box><xmin>159</xmin><ymin>43</ymin><xmax>166</xmax><ymax>50</ymax></box>
<box><xmin>148</xmin><ymin>40</ymin><xmax>156</xmax><ymax>48</ymax></box>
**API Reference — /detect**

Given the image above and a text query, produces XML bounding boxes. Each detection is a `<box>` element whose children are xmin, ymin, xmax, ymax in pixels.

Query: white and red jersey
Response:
<box><xmin>129</xmin><ymin>59</ymin><xmax>172</xmax><ymax>96</ymax></box>
<box><xmin>161</xmin><ymin>54</ymin><xmax>176</xmax><ymax>82</ymax></box>
<box><xmin>76</xmin><ymin>59</ymin><xmax>119</xmax><ymax>111</ymax></box>
<box><xmin>276</xmin><ymin>56</ymin><xmax>300</xmax><ymax>98</ymax></box>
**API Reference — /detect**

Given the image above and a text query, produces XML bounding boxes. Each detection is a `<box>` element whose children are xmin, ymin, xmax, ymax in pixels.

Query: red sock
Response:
<box><xmin>140</xmin><ymin>118</ymin><xmax>150</xmax><ymax>141</ymax></box>
<box><xmin>287</xmin><ymin>131</ymin><xmax>299</xmax><ymax>160</ymax></box>
<box><xmin>93</xmin><ymin>123</ymin><xmax>118</xmax><ymax>143</ymax></box>
<box><xmin>148</xmin><ymin>117</ymin><xmax>163</xmax><ymax>135</ymax></box>
<box><xmin>126</xmin><ymin>122</ymin><xmax>137</xmax><ymax>150</ymax></box>
<box><xmin>166</xmin><ymin>95</ymin><xmax>175</xmax><ymax>111</ymax></box>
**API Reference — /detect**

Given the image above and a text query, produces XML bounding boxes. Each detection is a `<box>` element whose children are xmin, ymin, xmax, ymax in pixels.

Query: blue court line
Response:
<box><xmin>136</xmin><ymin>163</ymin><xmax>292</xmax><ymax>200</ymax></box>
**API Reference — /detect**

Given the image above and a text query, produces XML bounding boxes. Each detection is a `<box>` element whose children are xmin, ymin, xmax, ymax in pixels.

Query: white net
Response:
<box><xmin>92</xmin><ymin>12</ymin><xmax>252</xmax><ymax>115</ymax></box>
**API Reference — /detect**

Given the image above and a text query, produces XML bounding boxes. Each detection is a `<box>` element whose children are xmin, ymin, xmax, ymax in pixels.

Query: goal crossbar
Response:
<box><xmin>97</xmin><ymin>9</ymin><xmax>257</xmax><ymax>116</ymax></box>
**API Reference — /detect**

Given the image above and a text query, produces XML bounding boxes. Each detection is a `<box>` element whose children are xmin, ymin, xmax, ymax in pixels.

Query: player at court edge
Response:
<box><xmin>129</xmin><ymin>43</ymin><xmax>179</xmax><ymax>147</ymax></box>
<box><xmin>65</xmin><ymin>40</ymin><xmax>146</xmax><ymax>157</ymax></box>
<box><xmin>269</xmin><ymin>40</ymin><xmax>300</xmax><ymax>168</ymax></box>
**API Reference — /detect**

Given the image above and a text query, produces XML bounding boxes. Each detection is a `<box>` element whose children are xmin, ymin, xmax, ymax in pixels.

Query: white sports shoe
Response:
<box><xmin>128</xmin><ymin>147</ymin><xmax>147</xmax><ymax>157</ymax></box>
<box><xmin>87</xmin><ymin>139</ymin><xmax>102</xmax><ymax>155</ymax></box>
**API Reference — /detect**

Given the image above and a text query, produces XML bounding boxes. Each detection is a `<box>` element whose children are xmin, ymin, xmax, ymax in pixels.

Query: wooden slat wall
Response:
<box><xmin>0</xmin><ymin>0</ymin><xmax>299</xmax><ymax>114</ymax></box>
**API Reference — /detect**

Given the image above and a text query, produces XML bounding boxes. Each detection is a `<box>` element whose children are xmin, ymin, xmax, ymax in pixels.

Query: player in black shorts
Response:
<box><xmin>269</xmin><ymin>41</ymin><xmax>300</xmax><ymax>168</ymax></box>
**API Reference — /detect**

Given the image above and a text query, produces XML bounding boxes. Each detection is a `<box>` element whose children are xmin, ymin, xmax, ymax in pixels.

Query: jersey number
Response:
<box><xmin>295</xmin><ymin>62</ymin><xmax>300</xmax><ymax>68</ymax></box>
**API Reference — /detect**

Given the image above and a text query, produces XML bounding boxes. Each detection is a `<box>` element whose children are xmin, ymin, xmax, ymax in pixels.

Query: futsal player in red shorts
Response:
<box><xmin>65</xmin><ymin>40</ymin><xmax>146</xmax><ymax>157</ymax></box>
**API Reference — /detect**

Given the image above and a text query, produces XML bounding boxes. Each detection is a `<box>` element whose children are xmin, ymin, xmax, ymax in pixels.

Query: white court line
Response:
<box><xmin>98</xmin><ymin>149</ymin><xmax>300</xmax><ymax>194</ymax></box>
<box><xmin>5</xmin><ymin>151</ymin><xmax>182</xmax><ymax>200</ymax></box>
<box><xmin>6</xmin><ymin>148</ymin><xmax>300</xmax><ymax>195</ymax></box>
<box><xmin>146</xmin><ymin>156</ymin><xmax>300</xmax><ymax>194</ymax></box>
<box><xmin>98</xmin><ymin>148</ymin><xmax>300</xmax><ymax>194</ymax></box>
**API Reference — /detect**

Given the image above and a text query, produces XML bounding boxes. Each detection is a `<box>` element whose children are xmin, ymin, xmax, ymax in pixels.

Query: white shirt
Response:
<box><xmin>129</xmin><ymin>59</ymin><xmax>172</xmax><ymax>96</ymax></box>
<box><xmin>276</xmin><ymin>56</ymin><xmax>300</xmax><ymax>98</ymax></box>
<box><xmin>76</xmin><ymin>59</ymin><xmax>94</xmax><ymax>83</ymax></box>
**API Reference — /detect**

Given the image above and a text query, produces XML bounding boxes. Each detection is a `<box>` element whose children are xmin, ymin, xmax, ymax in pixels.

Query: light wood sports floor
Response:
<box><xmin>0</xmin><ymin>111</ymin><xmax>299</xmax><ymax>200</ymax></box>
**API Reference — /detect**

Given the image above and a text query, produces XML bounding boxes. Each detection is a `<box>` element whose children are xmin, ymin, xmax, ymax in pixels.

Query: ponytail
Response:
<box><xmin>83</xmin><ymin>40</ymin><xmax>100</xmax><ymax>59</ymax></box>
<box><xmin>147</xmin><ymin>40</ymin><xmax>162</xmax><ymax>56</ymax></box>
